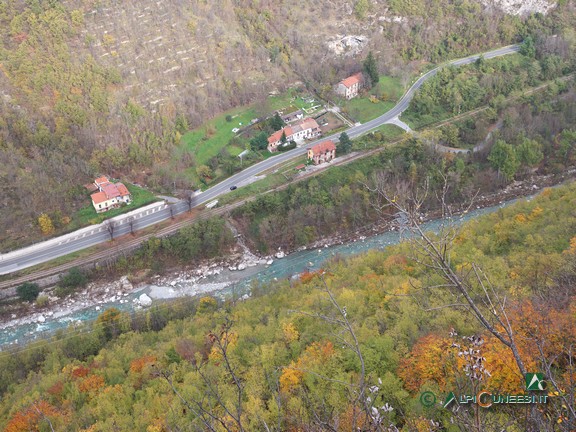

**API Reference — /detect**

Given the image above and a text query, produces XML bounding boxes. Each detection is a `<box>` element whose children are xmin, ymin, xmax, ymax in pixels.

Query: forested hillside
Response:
<box><xmin>1</xmin><ymin>0</ymin><xmax>574</xmax><ymax>249</ymax></box>
<box><xmin>230</xmin><ymin>67</ymin><xmax>576</xmax><ymax>253</ymax></box>
<box><xmin>0</xmin><ymin>181</ymin><xmax>574</xmax><ymax>431</ymax></box>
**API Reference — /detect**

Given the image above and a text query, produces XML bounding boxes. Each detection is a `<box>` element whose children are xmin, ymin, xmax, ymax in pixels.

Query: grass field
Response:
<box><xmin>340</xmin><ymin>76</ymin><xmax>405</xmax><ymax>123</ymax></box>
<box><xmin>180</xmin><ymin>106</ymin><xmax>257</xmax><ymax>167</ymax></box>
<box><xmin>71</xmin><ymin>183</ymin><xmax>159</xmax><ymax>228</ymax></box>
<box><xmin>179</xmin><ymin>89</ymin><xmax>321</xmax><ymax>170</ymax></box>
<box><xmin>400</xmin><ymin>106</ymin><xmax>453</xmax><ymax>130</ymax></box>
<box><xmin>268</xmin><ymin>89</ymin><xmax>322</xmax><ymax>114</ymax></box>
<box><xmin>353</xmin><ymin>124</ymin><xmax>407</xmax><ymax>150</ymax></box>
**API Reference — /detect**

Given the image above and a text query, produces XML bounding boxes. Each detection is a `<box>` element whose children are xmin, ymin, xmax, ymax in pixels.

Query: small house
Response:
<box><xmin>90</xmin><ymin>176</ymin><xmax>132</xmax><ymax>213</ymax></box>
<box><xmin>267</xmin><ymin>117</ymin><xmax>321</xmax><ymax>152</ymax></box>
<box><xmin>308</xmin><ymin>140</ymin><xmax>336</xmax><ymax>165</ymax></box>
<box><xmin>281</xmin><ymin>109</ymin><xmax>304</xmax><ymax>123</ymax></box>
<box><xmin>335</xmin><ymin>72</ymin><xmax>364</xmax><ymax>99</ymax></box>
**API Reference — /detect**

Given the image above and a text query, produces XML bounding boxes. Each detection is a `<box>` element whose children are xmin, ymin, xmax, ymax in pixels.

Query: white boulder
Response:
<box><xmin>119</xmin><ymin>275</ymin><xmax>133</xmax><ymax>290</ymax></box>
<box><xmin>139</xmin><ymin>293</ymin><xmax>152</xmax><ymax>307</ymax></box>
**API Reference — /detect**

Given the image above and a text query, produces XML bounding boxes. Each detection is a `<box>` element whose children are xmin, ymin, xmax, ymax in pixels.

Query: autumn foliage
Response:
<box><xmin>77</xmin><ymin>374</ymin><xmax>105</xmax><ymax>394</ymax></box>
<box><xmin>130</xmin><ymin>355</ymin><xmax>157</xmax><ymax>374</ymax></box>
<box><xmin>1</xmin><ymin>183</ymin><xmax>576</xmax><ymax>430</ymax></box>
<box><xmin>5</xmin><ymin>401</ymin><xmax>60</xmax><ymax>432</ymax></box>
<box><xmin>398</xmin><ymin>334</ymin><xmax>454</xmax><ymax>393</ymax></box>
<box><xmin>280</xmin><ymin>341</ymin><xmax>335</xmax><ymax>393</ymax></box>
<box><xmin>400</xmin><ymin>299</ymin><xmax>576</xmax><ymax>395</ymax></box>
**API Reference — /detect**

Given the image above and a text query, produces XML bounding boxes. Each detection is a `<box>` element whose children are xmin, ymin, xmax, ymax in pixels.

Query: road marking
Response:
<box><xmin>0</xmin><ymin>46</ymin><xmax>519</xmax><ymax>279</ymax></box>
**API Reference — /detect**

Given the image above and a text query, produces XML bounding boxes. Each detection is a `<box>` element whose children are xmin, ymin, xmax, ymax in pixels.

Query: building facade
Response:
<box><xmin>90</xmin><ymin>176</ymin><xmax>132</xmax><ymax>213</ymax></box>
<box><xmin>267</xmin><ymin>117</ymin><xmax>321</xmax><ymax>152</ymax></box>
<box><xmin>335</xmin><ymin>72</ymin><xmax>364</xmax><ymax>99</ymax></box>
<box><xmin>308</xmin><ymin>140</ymin><xmax>336</xmax><ymax>165</ymax></box>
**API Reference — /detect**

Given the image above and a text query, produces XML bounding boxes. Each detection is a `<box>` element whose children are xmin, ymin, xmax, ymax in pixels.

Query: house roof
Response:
<box><xmin>310</xmin><ymin>140</ymin><xmax>336</xmax><ymax>155</ymax></box>
<box><xmin>91</xmin><ymin>179</ymin><xmax>131</xmax><ymax>206</ymax></box>
<box><xmin>268</xmin><ymin>126</ymin><xmax>293</xmax><ymax>144</ymax></box>
<box><xmin>299</xmin><ymin>117</ymin><xmax>319</xmax><ymax>131</ymax></box>
<box><xmin>339</xmin><ymin>72</ymin><xmax>363</xmax><ymax>88</ymax></box>
<box><xmin>84</xmin><ymin>183</ymin><xmax>98</xmax><ymax>192</ymax></box>
<box><xmin>268</xmin><ymin>117</ymin><xmax>320</xmax><ymax>145</ymax></box>
<box><xmin>116</xmin><ymin>183</ymin><xmax>129</xmax><ymax>196</ymax></box>
<box><xmin>282</xmin><ymin>109</ymin><xmax>303</xmax><ymax>121</ymax></box>
<box><xmin>91</xmin><ymin>191</ymin><xmax>109</xmax><ymax>205</ymax></box>
<box><xmin>102</xmin><ymin>183</ymin><xmax>121</xmax><ymax>199</ymax></box>
<box><xmin>94</xmin><ymin>176</ymin><xmax>110</xmax><ymax>186</ymax></box>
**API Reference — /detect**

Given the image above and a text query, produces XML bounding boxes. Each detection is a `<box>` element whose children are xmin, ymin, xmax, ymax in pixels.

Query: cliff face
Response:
<box><xmin>45</xmin><ymin>0</ymin><xmax>558</xmax><ymax>118</ymax></box>
<box><xmin>480</xmin><ymin>0</ymin><xmax>556</xmax><ymax>16</ymax></box>
<box><xmin>1</xmin><ymin>0</ymin><xmax>560</xmax><ymax>130</ymax></box>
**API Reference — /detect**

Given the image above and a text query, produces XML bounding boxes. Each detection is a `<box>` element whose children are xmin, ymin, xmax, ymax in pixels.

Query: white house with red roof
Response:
<box><xmin>335</xmin><ymin>72</ymin><xmax>364</xmax><ymax>99</ymax></box>
<box><xmin>307</xmin><ymin>140</ymin><xmax>336</xmax><ymax>165</ymax></box>
<box><xmin>90</xmin><ymin>176</ymin><xmax>132</xmax><ymax>213</ymax></box>
<box><xmin>267</xmin><ymin>117</ymin><xmax>321</xmax><ymax>152</ymax></box>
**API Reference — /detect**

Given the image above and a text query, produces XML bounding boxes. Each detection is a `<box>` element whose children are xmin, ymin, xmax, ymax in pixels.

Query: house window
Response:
<box><xmin>99</xmin><ymin>204</ymin><xmax>102</xmax><ymax>208</ymax></box>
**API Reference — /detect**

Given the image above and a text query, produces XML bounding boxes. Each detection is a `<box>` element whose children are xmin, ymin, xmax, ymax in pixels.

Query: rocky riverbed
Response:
<box><xmin>0</xmin><ymin>246</ymin><xmax>277</xmax><ymax>335</ymax></box>
<box><xmin>1</xmin><ymin>169</ymin><xmax>575</xmax><ymax>340</ymax></box>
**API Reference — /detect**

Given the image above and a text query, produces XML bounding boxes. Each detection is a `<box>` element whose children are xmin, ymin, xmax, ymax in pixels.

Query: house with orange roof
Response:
<box><xmin>335</xmin><ymin>72</ymin><xmax>364</xmax><ymax>99</ymax></box>
<box><xmin>90</xmin><ymin>176</ymin><xmax>132</xmax><ymax>213</ymax></box>
<box><xmin>267</xmin><ymin>117</ymin><xmax>321</xmax><ymax>152</ymax></box>
<box><xmin>307</xmin><ymin>140</ymin><xmax>336</xmax><ymax>165</ymax></box>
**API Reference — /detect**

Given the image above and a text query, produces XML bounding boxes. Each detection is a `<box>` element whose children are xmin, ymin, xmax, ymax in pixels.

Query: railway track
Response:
<box><xmin>2</xmin><ymin>72</ymin><xmax>572</xmax><ymax>291</ymax></box>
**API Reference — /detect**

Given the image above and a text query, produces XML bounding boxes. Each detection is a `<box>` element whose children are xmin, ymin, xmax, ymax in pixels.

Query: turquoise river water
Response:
<box><xmin>0</xmin><ymin>197</ymin><xmax>524</xmax><ymax>348</ymax></box>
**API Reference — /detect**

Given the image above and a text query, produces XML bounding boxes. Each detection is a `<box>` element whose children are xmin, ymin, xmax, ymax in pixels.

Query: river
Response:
<box><xmin>0</xmin><ymin>198</ymin><xmax>521</xmax><ymax>348</ymax></box>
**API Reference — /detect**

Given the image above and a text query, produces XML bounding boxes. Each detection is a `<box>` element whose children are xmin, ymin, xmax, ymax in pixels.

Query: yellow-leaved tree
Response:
<box><xmin>37</xmin><ymin>213</ymin><xmax>55</xmax><ymax>235</ymax></box>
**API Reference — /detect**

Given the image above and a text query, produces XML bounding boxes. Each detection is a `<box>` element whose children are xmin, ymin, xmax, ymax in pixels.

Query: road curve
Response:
<box><xmin>0</xmin><ymin>44</ymin><xmax>520</xmax><ymax>276</ymax></box>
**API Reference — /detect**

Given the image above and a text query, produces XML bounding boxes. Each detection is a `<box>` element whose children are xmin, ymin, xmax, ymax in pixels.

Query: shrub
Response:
<box><xmin>60</xmin><ymin>267</ymin><xmax>87</xmax><ymax>289</ymax></box>
<box><xmin>36</xmin><ymin>295</ymin><xmax>50</xmax><ymax>307</ymax></box>
<box><xmin>277</xmin><ymin>140</ymin><xmax>297</xmax><ymax>152</ymax></box>
<box><xmin>56</xmin><ymin>267</ymin><xmax>88</xmax><ymax>297</ymax></box>
<box><xmin>16</xmin><ymin>282</ymin><xmax>41</xmax><ymax>302</ymax></box>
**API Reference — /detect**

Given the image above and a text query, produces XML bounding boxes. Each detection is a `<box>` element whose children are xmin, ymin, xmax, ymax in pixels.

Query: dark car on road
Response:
<box><xmin>230</xmin><ymin>185</ymin><xmax>237</xmax><ymax>190</ymax></box>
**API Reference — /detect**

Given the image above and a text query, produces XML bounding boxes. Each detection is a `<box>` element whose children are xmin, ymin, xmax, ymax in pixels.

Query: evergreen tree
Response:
<box><xmin>363</xmin><ymin>51</ymin><xmax>379</xmax><ymax>86</ymax></box>
<box><xmin>250</xmin><ymin>131</ymin><xmax>269</xmax><ymax>151</ymax></box>
<box><xmin>270</xmin><ymin>113</ymin><xmax>285</xmax><ymax>131</ymax></box>
<box><xmin>520</xmin><ymin>36</ymin><xmax>536</xmax><ymax>58</ymax></box>
<box><xmin>338</xmin><ymin>132</ymin><xmax>353</xmax><ymax>154</ymax></box>
<box><xmin>281</xmin><ymin>130</ymin><xmax>287</xmax><ymax>144</ymax></box>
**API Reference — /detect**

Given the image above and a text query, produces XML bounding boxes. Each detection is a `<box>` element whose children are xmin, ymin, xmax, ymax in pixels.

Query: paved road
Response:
<box><xmin>0</xmin><ymin>44</ymin><xmax>520</xmax><ymax>276</ymax></box>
